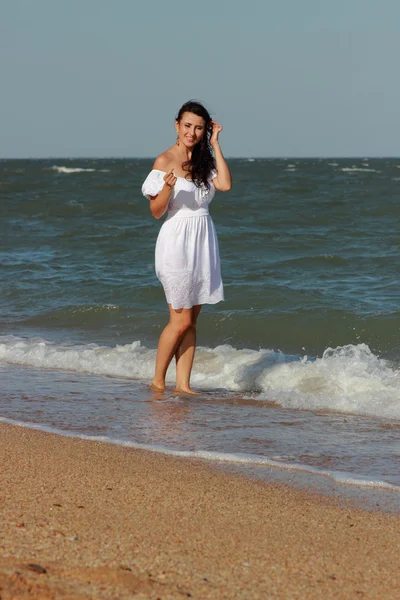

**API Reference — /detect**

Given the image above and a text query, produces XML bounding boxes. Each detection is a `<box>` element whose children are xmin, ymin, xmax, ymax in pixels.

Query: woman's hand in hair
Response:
<box><xmin>210</xmin><ymin>121</ymin><xmax>223</xmax><ymax>148</ymax></box>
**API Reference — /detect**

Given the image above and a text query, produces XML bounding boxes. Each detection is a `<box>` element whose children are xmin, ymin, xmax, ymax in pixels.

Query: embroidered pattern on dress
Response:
<box><xmin>159</xmin><ymin>271</ymin><xmax>222</xmax><ymax>309</ymax></box>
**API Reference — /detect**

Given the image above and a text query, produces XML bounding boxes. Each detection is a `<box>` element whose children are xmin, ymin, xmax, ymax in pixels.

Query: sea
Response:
<box><xmin>1</xmin><ymin>158</ymin><xmax>400</xmax><ymax>509</ymax></box>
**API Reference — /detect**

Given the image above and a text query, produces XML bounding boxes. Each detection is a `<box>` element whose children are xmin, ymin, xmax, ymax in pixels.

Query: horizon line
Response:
<box><xmin>1</xmin><ymin>155</ymin><xmax>400</xmax><ymax>160</ymax></box>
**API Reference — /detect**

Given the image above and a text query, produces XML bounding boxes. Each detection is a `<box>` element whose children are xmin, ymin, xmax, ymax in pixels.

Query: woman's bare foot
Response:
<box><xmin>150</xmin><ymin>381</ymin><xmax>166</xmax><ymax>392</ymax></box>
<box><xmin>174</xmin><ymin>386</ymin><xmax>199</xmax><ymax>395</ymax></box>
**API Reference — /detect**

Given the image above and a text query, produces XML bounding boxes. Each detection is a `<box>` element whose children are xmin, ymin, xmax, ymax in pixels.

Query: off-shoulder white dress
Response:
<box><xmin>142</xmin><ymin>170</ymin><xmax>224</xmax><ymax>310</ymax></box>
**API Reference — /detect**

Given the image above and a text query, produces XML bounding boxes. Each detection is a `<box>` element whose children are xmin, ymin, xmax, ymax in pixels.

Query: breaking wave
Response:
<box><xmin>0</xmin><ymin>336</ymin><xmax>399</xmax><ymax>419</ymax></box>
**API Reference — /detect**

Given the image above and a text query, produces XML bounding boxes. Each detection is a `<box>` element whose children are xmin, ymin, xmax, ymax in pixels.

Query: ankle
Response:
<box><xmin>176</xmin><ymin>381</ymin><xmax>191</xmax><ymax>391</ymax></box>
<box><xmin>151</xmin><ymin>378</ymin><xmax>166</xmax><ymax>390</ymax></box>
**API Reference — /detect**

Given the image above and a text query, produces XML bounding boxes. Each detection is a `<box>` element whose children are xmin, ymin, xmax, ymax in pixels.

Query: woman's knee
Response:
<box><xmin>180</xmin><ymin>319</ymin><xmax>195</xmax><ymax>336</ymax></box>
<box><xmin>169</xmin><ymin>306</ymin><xmax>199</xmax><ymax>336</ymax></box>
<box><xmin>171</xmin><ymin>316</ymin><xmax>193</xmax><ymax>337</ymax></box>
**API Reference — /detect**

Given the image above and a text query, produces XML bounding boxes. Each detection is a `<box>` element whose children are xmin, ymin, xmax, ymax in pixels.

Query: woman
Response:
<box><xmin>142</xmin><ymin>100</ymin><xmax>232</xmax><ymax>393</ymax></box>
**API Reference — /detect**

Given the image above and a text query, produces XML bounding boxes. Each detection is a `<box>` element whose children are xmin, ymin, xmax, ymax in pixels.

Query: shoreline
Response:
<box><xmin>1</xmin><ymin>421</ymin><xmax>400</xmax><ymax>599</ymax></box>
<box><xmin>2</xmin><ymin>414</ymin><xmax>400</xmax><ymax>513</ymax></box>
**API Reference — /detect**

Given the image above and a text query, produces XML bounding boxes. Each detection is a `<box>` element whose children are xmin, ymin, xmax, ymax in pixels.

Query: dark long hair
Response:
<box><xmin>176</xmin><ymin>100</ymin><xmax>215</xmax><ymax>190</ymax></box>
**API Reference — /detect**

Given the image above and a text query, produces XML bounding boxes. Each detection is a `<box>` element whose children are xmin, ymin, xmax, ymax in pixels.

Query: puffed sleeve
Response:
<box><xmin>141</xmin><ymin>170</ymin><xmax>165</xmax><ymax>200</ymax></box>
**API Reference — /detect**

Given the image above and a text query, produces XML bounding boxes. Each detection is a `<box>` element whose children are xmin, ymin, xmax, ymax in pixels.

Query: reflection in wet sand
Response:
<box><xmin>145</xmin><ymin>390</ymin><xmax>193</xmax><ymax>444</ymax></box>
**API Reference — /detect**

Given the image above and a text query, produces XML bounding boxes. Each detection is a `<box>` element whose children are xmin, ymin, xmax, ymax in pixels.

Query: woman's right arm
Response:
<box><xmin>149</xmin><ymin>170</ymin><xmax>176</xmax><ymax>219</ymax></box>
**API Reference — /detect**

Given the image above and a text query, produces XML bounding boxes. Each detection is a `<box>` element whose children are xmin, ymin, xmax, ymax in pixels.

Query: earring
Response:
<box><xmin>176</xmin><ymin>135</ymin><xmax>180</xmax><ymax>146</ymax></box>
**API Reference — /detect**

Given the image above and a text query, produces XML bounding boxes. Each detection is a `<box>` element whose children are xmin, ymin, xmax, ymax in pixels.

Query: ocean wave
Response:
<box><xmin>0</xmin><ymin>336</ymin><xmax>399</xmax><ymax>419</ymax></box>
<box><xmin>253</xmin><ymin>344</ymin><xmax>399</xmax><ymax>418</ymax></box>
<box><xmin>277</xmin><ymin>254</ymin><xmax>348</xmax><ymax>267</ymax></box>
<box><xmin>341</xmin><ymin>167</ymin><xmax>379</xmax><ymax>173</ymax></box>
<box><xmin>49</xmin><ymin>165</ymin><xmax>110</xmax><ymax>174</ymax></box>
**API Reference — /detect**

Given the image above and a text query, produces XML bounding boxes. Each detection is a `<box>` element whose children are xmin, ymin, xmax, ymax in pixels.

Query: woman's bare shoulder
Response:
<box><xmin>153</xmin><ymin>149</ymin><xmax>175</xmax><ymax>172</ymax></box>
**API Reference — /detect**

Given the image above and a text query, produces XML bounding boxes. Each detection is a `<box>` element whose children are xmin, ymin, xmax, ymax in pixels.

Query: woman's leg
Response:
<box><xmin>175</xmin><ymin>305</ymin><xmax>202</xmax><ymax>393</ymax></box>
<box><xmin>152</xmin><ymin>305</ymin><xmax>193</xmax><ymax>390</ymax></box>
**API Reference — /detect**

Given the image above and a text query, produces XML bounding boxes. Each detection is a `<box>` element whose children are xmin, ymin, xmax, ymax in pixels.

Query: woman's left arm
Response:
<box><xmin>210</xmin><ymin>121</ymin><xmax>232</xmax><ymax>192</ymax></box>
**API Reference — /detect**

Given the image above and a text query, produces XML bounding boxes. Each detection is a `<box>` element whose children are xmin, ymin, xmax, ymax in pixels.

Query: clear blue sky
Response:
<box><xmin>2</xmin><ymin>0</ymin><xmax>400</xmax><ymax>157</ymax></box>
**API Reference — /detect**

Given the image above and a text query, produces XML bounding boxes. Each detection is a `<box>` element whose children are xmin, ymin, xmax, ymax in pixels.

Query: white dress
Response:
<box><xmin>142</xmin><ymin>169</ymin><xmax>224</xmax><ymax>310</ymax></box>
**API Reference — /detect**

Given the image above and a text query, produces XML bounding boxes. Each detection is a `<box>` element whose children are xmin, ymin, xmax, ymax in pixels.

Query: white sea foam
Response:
<box><xmin>0</xmin><ymin>336</ymin><xmax>399</xmax><ymax>419</ymax></box>
<box><xmin>50</xmin><ymin>165</ymin><xmax>110</xmax><ymax>174</ymax></box>
<box><xmin>341</xmin><ymin>167</ymin><xmax>379</xmax><ymax>173</ymax></box>
<box><xmin>255</xmin><ymin>344</ymin><xmax>400</xmax><ymax>418</ymax></box>
<box><xmin>1</xmin><ymin>416</ymin><xmax>399</xmax><ymax>492</ymax></box>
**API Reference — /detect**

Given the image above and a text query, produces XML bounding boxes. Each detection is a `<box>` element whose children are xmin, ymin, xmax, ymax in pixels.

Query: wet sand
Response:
<box><xmin>1</xmin><ymin>421</ymin><xmax>399</xmax><ymax>599</ymax></box>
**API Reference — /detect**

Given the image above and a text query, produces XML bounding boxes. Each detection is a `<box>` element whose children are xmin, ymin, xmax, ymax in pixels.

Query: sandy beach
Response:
<box><xmin>1</xmin><ymin>422</ymin><xmax>399</xmax><ymax>599</ymax></box>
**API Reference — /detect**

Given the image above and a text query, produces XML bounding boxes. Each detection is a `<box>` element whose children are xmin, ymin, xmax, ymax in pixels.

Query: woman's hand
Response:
<box><xmin>210</xmin><ymin>121</ymin><xmax>223</xmax><ymax>147</ymax></box>
<box><xmin>163</xmin><ymin>170</ymin><xmax>177</xmax><ymax>189</ymax></box>
<box><xmin>209</xmin><ymin>121</ymin><xmax>232</xmax><ymax>192</ymax></box>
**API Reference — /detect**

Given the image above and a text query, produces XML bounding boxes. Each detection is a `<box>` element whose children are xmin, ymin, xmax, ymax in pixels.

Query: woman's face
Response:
<box><xmin>176</xmin><ymin>112</ymin><xmax>206</xmax><ymax>148</ymax></box>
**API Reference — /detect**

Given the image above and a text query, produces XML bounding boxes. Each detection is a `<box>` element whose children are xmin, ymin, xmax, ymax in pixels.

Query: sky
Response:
<box><xmin>2</xmin><ymin>0</ymin><xmax>400</xmax><ymax>158</ymax></box>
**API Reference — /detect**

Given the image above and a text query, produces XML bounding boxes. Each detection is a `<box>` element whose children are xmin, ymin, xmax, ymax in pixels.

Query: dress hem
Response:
<box><xmin>168</xmin><ymin>298</ymin><xmax>224</xmax><ymax>310</ymax></box>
